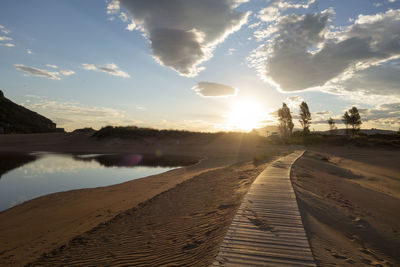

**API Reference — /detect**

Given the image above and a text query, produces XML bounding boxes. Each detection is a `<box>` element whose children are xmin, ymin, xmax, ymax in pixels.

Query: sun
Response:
<box><xmin>226</xmin><ymin>100</ymin><xmax>265</xmax><ymax>132</ymax></box>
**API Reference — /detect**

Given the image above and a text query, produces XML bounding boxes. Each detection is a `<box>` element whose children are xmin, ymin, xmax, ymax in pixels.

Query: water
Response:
<box><xmin>0</xmin><ymin>152</ymin><xmax>196</xmax><ymax>212</ymax></box>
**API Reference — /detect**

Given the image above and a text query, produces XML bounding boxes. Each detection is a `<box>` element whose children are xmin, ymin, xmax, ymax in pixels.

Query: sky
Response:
<box><xmin>1</xmin><ymin>0</ymin><xmax>399</xmax><ymax>132</ymax></box>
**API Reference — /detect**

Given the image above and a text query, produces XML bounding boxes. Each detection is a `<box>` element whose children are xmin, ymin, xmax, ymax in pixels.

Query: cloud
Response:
<box><xmin>0</xmin><ymin>43</ymin><xmax>15</xmax><ymax>47</ymax></box>
<box><xmin>284</xmin><ymin>95</ymin><xmax>304</xmax><ymax>109</ymax></box>
<box><xmin>82</xmin><ymin>63</ymin><xmax>130</xmax><ymax>78</ymax></box>
<box><xmin>0</xmin><ymin>25</ymin><xmax>10</xmax><ymax>34</ymax></box>
<box><xmin>315</xmin><ymin>110</ymin><xmax>331</xmax><ymax>115</ymax></box>
<box><xmin>227</xmin><ymin>48</ymin><xmax>237</xmax><ymax>55</ymax></box>
<box><xmin>357</xmin><ymin>102</ymin><xmax>400</xmax><ymax>129</ymax></box>
<box><xmin>110</xmin><ymin>0</ymin><xmax>250</xmax><ymax>77</ymax></box>
<box><xmin>152</xmin><ymin>118</ymin><xmax>227</xmax><ymax>132</ymax></box>
<box><xmin>192</xmin><ymin>82</ymin><xmax>238</xmax><ymax>97</ymax></box>
<box><xmin>249</xmin><ymin>8</ymin><xmax>400</xmax><ymax>94</ymax></box>
<box><xmin>0</xmin><ymin>36</ymin><xmax>12</xmax><ymax>41</ymax></box>
<box><xmin>304</xmin><ymin>102</ymin><xmax>400</xmax><ymax>130</ymax></box>
<box><xmin>24</xmin><ymin>96</ymin><xmax>133</xmax><ymax>131</ymax></box>
<box><xmin>258</xmin><ymin>0</ymin><xmax>317</xmax><ymax>22</ymax></box>
<box><xmin>14</xmin><ymin>64</ymin><xmax>62</xmax><ymax>80</ymax></box>
<box><xmin>59</xmin><ymin>70</ymin><xmax>75</xmax><ymax>76</ymax></box>
<box><xmin>26</xmin><ymin>49</ymin><xmax>32</xmax><ymax>54</ymax></box>
<box><xmin>14</xmin><ymin>64</ymin><xmax>75</xmax><ymax>80</ymax></box>
<box><xmin>329</xmin><ymin>59</ymin><xmax>400</xmax><ymax>96</ymax></box>
<box><xmin>106</xmin><ymin>0</ymin><xmax>120</xmax><ymax>14</ymax></box>
<box><xmin>0</xmin><ymin>25</ymin><xmax>14</xmax><ymax>47</ymax></box>
<box><xmin>45</xmin><ymin>64</ymin><xmax>58</xmax><ymax>69</ymax></box>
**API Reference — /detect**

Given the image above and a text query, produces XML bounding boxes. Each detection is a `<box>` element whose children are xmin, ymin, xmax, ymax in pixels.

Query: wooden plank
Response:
<box><xmin>212</xmin><ymin>151</ymin><xmax>316</xmax><ymax>266</ymax></box>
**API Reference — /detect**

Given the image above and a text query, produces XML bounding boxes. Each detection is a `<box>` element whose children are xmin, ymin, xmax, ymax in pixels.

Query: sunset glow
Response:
<box><xmin>226</xmin><ymin>100</ymin><xmax>265</xmax><ymax>132</ymax></box>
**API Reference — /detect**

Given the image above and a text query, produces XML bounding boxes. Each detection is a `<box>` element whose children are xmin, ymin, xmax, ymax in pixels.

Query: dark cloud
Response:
<box><xmin>150</xmin><ymin>28</ymin><xmax>204</xmax><ymax>75</ymax></box>
<box><xmin>114</xmin><ymin>0</ymin><xmax>249</xmax><ymax>76</ymax></box>
<box><xmin>192</xmin><ymin>82</ymin><xmax>237</xmax><ymax>97</ymax></box>
<box><xmin>251</xmin><ymin>9</ymin><xmax>400</xmax><ymax>93</ymax></box>
<box><xmin>331</xmin><ymin>59</ymin><xmax>400</xmax><ymax>96</ymax></box>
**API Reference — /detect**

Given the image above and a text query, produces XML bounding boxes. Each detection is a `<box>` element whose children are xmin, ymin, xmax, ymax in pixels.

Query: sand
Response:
<box><xmin>0</xmin><ymin>132</ymin><xmax>283</xmax><ymax>266</ymax></box>
<box><xmin>1</xmin><ymin>132</ymin><xmax>399</xmax><ymax>266</ymax></box>
<box><xmin>291</xmin><ymin>147</ymin><xmax>400</xmax><ymax>266</ymax></box>
<box><xmin>30</xmin><ymin>161</ymin><xmax>269</xmax><ymax>266</ymax></box>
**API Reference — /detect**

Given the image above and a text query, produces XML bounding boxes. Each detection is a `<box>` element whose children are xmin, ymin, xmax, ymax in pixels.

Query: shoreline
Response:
<box><xmin>0</xmin><ymin>156</ymin><xmax>220</xmax><ymax>266</ymax></box>
<box><xmin>0</xmin><ymin>133</ymin><xmax>283</xmax><ymax>266</ymax></box>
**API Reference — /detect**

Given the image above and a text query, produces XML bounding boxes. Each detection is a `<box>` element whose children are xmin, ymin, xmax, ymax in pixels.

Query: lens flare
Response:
<box><xmin>226</xmin><ymin>100</ymin><xmax>265</xmax><ymax>132</ymax></box>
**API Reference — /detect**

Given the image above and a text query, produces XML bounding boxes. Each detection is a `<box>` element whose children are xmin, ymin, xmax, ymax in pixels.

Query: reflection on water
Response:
<box><xmin>77</xmin><ymin>153</ymin><xmax>200</xmax><ymax>168</ymax></box>
<box><xmin>0</xmin><ymin>153</ymin><xmax>36</xmax><ymax>179</ymax></box>
<box><xmin>0</xmin><ymin>152</ymin><xmax>195</xmax><ymax>212</ymax></box>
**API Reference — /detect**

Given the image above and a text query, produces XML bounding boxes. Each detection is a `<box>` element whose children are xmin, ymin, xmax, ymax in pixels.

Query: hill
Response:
<box><xmin>0</xmin><ymin>90</ymin><xmax>64</xmax><ymax>134</ymax></box>
<box><xmin>316</xmin><ymin>128</ymin><xmax>397</xmax><ymax>135</ymax></box>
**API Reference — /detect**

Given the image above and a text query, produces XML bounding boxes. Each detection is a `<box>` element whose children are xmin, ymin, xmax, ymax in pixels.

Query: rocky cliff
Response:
<box><xmin>0</xmin><ymin>90</ymin><xmax>64</xmax><ymax>134</ymax></box>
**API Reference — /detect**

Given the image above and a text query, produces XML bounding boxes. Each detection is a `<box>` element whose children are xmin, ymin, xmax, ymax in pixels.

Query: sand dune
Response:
<box><xmin>292</xmin><ymin>148</ymin><xmax>400</xmax><ymax>266</ymax></box>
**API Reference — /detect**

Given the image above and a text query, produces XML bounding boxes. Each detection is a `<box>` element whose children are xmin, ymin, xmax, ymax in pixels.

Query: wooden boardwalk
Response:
<box><xmin>212</xmin><ymin>151</ymin><xmax>316</xmax><ymax>266</ymax></box>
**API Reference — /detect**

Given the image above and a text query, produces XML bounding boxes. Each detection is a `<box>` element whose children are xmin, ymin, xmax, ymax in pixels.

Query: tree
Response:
<box><xmin>342</xmin><ymin>111</ymin><xmax>350</xmax><ymax>136</ymax></box>
<box><xmin>349</xmin><ymin>106</ymin><xmax>362</xmax><ymax>135</ymax></box>
<box><xmin>299</xmin><ymin>101</ymin><xmax>311</xmax><ymax>135</ymax></box>
<box><xmin>278</xmin><ymin>103</ymin><xmax>294</xmax><ymax>139</ymax></box>
<box><xmin>342</xmin><ymin>107</ymin><xmax>362</xmax><ymax>136</ymax></box>
<box><xmin>327</xmin><ymin>117</ymin><xmax>337</xmax><ymax>135</ymax></box>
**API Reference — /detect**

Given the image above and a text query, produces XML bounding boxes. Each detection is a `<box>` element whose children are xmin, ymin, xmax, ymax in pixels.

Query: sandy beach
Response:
<box><xmin>1</xmin><ymin>133</ymin><xmax>399</xmax><ymax>266</ymax></box>
<box><xmin>292</xmin><ymin>147</ymin><xmax>400</xmax><ymax>266</ymax></box>
<box><xmin>0</xmin><ymin>132</ymin><xmax>284</xmax><ymax>266</ymax></box>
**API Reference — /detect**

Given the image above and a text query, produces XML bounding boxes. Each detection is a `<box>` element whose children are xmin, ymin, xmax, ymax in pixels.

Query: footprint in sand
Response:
<box><xmin>244</xmin><ymin>207</ymin><xmax>278</xmax><ymax>235</ymax></box>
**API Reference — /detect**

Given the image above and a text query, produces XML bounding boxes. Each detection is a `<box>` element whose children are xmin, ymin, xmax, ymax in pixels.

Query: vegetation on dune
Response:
<box><xmin>91</xmin><ymin>125</ymin><xmax>263</xmax><ymax>141</ymax></box>
<box><xmin>287</xmin><ymin>132</ymin><xmax>400</xmax><ymax>148</ymax></box>
<box><xmin>72</xmin><ymin>127</ymin><xmax>96</xmax><ymax>133</ymax></box>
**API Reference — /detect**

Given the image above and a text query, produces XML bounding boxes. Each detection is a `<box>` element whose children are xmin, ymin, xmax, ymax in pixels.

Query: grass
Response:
<box><xmin>284</xmin><ymin>133</ymin><xmax>400</xmax><ymax>148</ymax></box>
<box><xmin>91</xmin><ymin>125</ymin><xmax>265</xmax><ymax>142</ymax></box>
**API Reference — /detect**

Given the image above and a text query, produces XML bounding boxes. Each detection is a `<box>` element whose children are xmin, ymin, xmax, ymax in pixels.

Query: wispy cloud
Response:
<box><xmin>14</xmin><ymin>64</ymin><xmax>75</xmax><ymax>80</ymax></box>
<box><xmin>192</xmin><ymin>82</ymin><xmax>238</xmax><ymax>97</ymax></box>
<box><xmin>0</xmin><ymin>25</ymin><xmax>15</xmax><ymax>47</ymax></box>
<box><xmin>14</xmin><ymin>64</ymin><xmax>62</xmax><ymax>80</ymax></box>
<box><xmin>227</xmin><ymin>48</ymin><xmax>236</xmax><ymax>55</ymax></box>
<box><xmin>0</xmin><ymin>43</ymin><xmax>15</xmax><ymax>47</ymax></box>
<box><xmin>59</xmin><ymin>69</ymin><xmax>75</xmax><ymax>76</ymax></box>
<box><xmin>45</xmin><ymin>64</ymin><xmax>58</xmax><ymax>69</ymax></box>
<box><xmin>0</xmin><ymin>36</ymin><xmax>12</xmax><ymax>41</ymax></box>
<box><xmin>82</xmin><ymin>63</ymin><xmax>130</xmax><ymax>78</ymax></box>
<box><xmin>24</xmin><ymin>96</ymin><xmax>135</xmax><ymax>131</ymax></box>
<box><xmin>315</xmin><ymin>110</ymin><xmax>331</xmax><ymax>115</ymax></box>
<box><xmin>108</xmin><ymin>0</ymin><xmax>250</xmax><ymax>77</ymax></box>
<box><xmin>0</xmin><ymin>25</ymin><xmax>11</xmax><ymax>34</ymax></box>
<box><xmin>258</xmin><ymin>0</ymin><xmax>316</xmax><ymax>22</ymax></box>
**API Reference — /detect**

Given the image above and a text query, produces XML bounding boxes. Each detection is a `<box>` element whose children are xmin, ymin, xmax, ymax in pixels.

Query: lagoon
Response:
<box><xmin>0</xmin><ymin>152</ymin><xmax>196</xmax><ymax>212</ymax></box>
